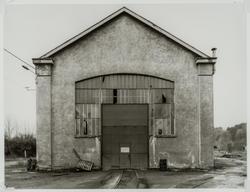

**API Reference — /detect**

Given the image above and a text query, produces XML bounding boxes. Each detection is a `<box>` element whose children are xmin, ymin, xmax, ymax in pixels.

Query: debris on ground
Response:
<box><xmin>167</xmin><ymin>167</ymin><xmax>209</xmax><ymax>172</ymax></box>
<box><xmin>5</xmin><ymin>156</ymin><xmax>246</xmax><ymax>189</ymax></box>
<box><xmin>222</xmin><ymin>154</ymin><xmax>242</xmax><ymax>158</ymax></box>
<box><xmin>51</xmin><ymin>173</ymin><xmax>69</xmax><ymax>177</ymax></box>
<box><xmin>73</xmin><ymin>148</ymin><xmax>93</xmax><ymax>171</ymax></box>
<box><xmin>173</xmin><ymin>175</ymin><xmax>214</xmax><ymax>188</ymax></box>
<box><xmin>27</xmin><ymin>158</ymin><xmax>37</xmax><ymax>171</ymax></box>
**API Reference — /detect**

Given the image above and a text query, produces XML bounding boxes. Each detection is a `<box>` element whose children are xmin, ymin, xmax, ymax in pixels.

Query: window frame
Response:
<box><xmin>75</xmin><ymin>75</ymin><xmax>176</xmax><ymax>138</ymax></box>
<box><xmin>75</xmin><ymin>103</ymin><xmax>101</xmax><ymax>138</ymax></box>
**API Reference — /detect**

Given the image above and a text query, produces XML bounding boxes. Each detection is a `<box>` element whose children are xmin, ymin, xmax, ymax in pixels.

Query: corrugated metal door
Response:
<box><xmin>102</xmin><ymin>104</ymin><xmax>148</xmax><ymax>170</ymax></box>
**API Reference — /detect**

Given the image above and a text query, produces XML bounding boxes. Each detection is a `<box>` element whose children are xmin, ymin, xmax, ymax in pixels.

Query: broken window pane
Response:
<box><xmin>113</xmin><ymin>89</ymin><xmax>117</xmax><ymax>104</ymax></box>
<box><xmin>75</xmin><ymin>104</ymin><xmax>81</xmax><ymax>119</ymax></box>
<box><xmin>154</xmin><ymin>104</ymin><xmax>171</xmax><ymax>119</ymax></box>
<box><xmin>155</xmin><ymin>119</ymin><xmax>164</xmax><ymax>130</ymax></box>
<box><xmin>163</xmin><ymin>118</ymin><xmax>171</xmax><ymax>135</ymax></box>
<box><xmin>82</xmin><ymin>119</ymin><xmax>88</xmax><ymax>135</ymax></box>
<box><xmin>76</xmin><ymin>119</ymin><xmax>80</xmax><ymax>136</ymax></box>
<box><xmin>75</xmin><ymin>104</ymin><xmax>100</xmax><ymax>137</ymax></box>
<box><xmin>75</xmin><ymin>87</ymin><xmax>174</xmax><ymax>137</ymax></box>
<box><xmin>152</xmin><ymin>104</ymin><xmax>172</xmax><ymax>136</ymax></box>
<box><xmin>151</xmin><ymin>89</ymin><xmax>173</xmax><ymax>104</ymax></box>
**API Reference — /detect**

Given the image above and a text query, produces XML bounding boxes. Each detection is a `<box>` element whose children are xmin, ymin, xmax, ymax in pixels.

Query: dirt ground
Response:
<box><xmin>5</xmin><ymin>152</ymin><xmax>247</xmax><ymax>189</ymax></box>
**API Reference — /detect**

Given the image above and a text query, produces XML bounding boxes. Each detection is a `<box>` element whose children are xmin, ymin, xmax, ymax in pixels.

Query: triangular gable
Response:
<box><xmin>40</xmin><ymin>7</ymin><xmax>211</xmax><ymax>58</ymax></box>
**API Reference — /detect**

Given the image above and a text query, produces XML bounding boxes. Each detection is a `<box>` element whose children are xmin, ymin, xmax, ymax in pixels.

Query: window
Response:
<box><xmin>150</xmin><ymin>89</ymin><xmax>175</xmax><ymax>136</ymax></box>
<box><xmin>153</xmin><ymin>104</ymin><xmax>172</xmax><ymax>135</ymax></box>
<box><xmin>151</xmin><ymin>89</ymin><xmax>173</xmax><ymax>104</ymax></box>
<box><xmin>101</xmin><ymin>89</ymin><xmax>149</xmax><ymax>104</ymax></box>
<box><xmin>75</xmin><ymin>75</ymin><xmax>175</xmax><ymax>137</ymax></box>
<box><xmin>117</xmin><ymin>89</ymin><xmax>149</xmax><ymax>103</ymax></box>
<box><xmin>75</xmin><ymin>104</ymin><xmax>100</xmax><ymax>137</ymax></box>
<box><xmin>101</xmin><ymin>89</ymin><xmax>113</xmax><ymax>103</ymax></box>
<box><xmin>113</xmin><ymin>89</ymin><xmax>117</xmax><ymax>104</ymax></box>
<box><xmin>75</xmin><ymin>89</ymin><xmax>100</xmax><ymax>104</ymax></box>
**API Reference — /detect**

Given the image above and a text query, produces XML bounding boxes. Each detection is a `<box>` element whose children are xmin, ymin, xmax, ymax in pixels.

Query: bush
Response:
<box><xmin>214</xmin><ymin>123</ymin><xmax>246</xmax><ymax>152</ymax></box>
<box><xmin>5</xmin><ymin>134</ymin><xmax>36</xmax><ymax>158</ymax></box>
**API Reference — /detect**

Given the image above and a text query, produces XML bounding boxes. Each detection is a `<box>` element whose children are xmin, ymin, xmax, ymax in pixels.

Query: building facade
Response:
<box><xmin>33</xmin><ymin>7</ymin><xmax>217</xmax><ymax>170</ymax></box>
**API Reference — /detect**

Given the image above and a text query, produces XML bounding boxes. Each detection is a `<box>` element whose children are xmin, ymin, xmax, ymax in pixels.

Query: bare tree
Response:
<box><xmin>5</xmin><ymin>118</ymin><xmax>14</xmax><ymax>139</ymax></box>
<box><xmin>4</xmin><ymin>117</ymin><xmax>21</xmax><ymax>138</ymax></box>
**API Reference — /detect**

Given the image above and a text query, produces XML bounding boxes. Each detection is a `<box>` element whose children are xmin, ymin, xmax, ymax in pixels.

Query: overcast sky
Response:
<box><xmin>3</xmin><ymin>3</ymin><xmax>247</xmax><ymax>134</ymax></box>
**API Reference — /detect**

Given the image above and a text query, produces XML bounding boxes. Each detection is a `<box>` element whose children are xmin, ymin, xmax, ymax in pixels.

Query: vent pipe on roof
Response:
<box><xmin>211</xmin><ymin>48</ymin><xmax>217</xmax><ymax>58</ymax></box>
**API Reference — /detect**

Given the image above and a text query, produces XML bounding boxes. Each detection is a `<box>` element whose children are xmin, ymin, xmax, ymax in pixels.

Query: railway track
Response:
<box><xmin>112</xmin><ymin>169</ymin><xmax>148</xmax><ymax>189</ymax></box>
<box><xmin>101</xmin><ymin>169</ymin><xmax>149</xmax><ymax>189</ymax></box>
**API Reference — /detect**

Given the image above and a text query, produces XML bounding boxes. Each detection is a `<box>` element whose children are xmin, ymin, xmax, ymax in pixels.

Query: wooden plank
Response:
<box><xmin>75</xmin><ymin>119</ymin><xmax>80</xmax><ymax>136</ymax></box>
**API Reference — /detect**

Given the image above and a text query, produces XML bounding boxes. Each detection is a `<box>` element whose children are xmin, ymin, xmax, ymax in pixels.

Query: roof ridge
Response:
<box><xmin>39</xmin><ymin>7</ymin><xmax>211</xmax><ymax>58</ymax></box>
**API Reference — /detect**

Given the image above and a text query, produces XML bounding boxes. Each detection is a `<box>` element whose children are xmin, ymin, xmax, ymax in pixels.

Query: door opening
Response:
<box><xmin>102</xmin><ymin>104</ymin><xmax>148</xmax><ymax>170</ymax></box>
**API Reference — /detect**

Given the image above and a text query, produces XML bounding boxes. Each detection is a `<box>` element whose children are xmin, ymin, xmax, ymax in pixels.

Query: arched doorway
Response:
<box><xmin>75</xmin><ymin>73</ymin><xmax>174</xmax><ymax>169</ymax></box>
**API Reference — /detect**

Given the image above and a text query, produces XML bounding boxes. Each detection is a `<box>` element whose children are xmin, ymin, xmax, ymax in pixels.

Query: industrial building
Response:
<box><xmin>33</xmin><ymin>7</ymin><xmax>217</xmax><ymax>170</ymax></box>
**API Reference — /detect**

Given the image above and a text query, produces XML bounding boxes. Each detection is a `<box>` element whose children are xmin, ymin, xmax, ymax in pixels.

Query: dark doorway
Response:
<box><xmin>102</xmin><ymin>104</ymin><xmax>148</xmax><ymax>170</ymax></box>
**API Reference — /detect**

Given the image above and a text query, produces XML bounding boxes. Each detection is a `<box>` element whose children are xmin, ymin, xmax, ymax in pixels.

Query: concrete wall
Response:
<box><xmin>36</xmin><ymin>14</ymin><xmax>214</xmax><ymax>169</ymax></box>
<box><xmin>199</xmin><ymin>68</ymin><xmax>214</xmax><ymax>168</ymax></box>
<box><xmin>36</xmin><ymin>64</ymin><xmax>52</xmax><ymax>170</ymax></box>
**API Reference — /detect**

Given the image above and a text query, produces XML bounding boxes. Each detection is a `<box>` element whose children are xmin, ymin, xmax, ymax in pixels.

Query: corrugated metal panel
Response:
<box><xmin>116</xmin><ymin>89</ymin><xmax>150</xmax><ymax>104</ymax></box>
<box><xmin>102</xmin><ymin>89</ymin><xmax>113</xmax><ymax>103</ymax></box>
<box><xmin>146</xmin><ymin>76</ymin><xmax>151</xmax><ymax>89</ymax></box>
<box><xmin>75</xmin><ymin>89</ymin><xmax>100</xmax><ymax>104</ymax></box>
<box><xmin>128</xmin><ymin>75</ymin><xmax>133</xmax><ymax>89</ymax></box>
<box><xmin>135</xmin><ymin>75</ymin><xmax>143</xmax><ymax>88</ymax></box>
<box><xmin>76</xmin><ymin>89</ymin><xmax>174</xmax><ymax>104</ymax></box>
<box><xmin>123</xmin><ymin>75</ymin><xmax>128</xmax><ymax>89</ymax></box>
<box><xmin>76</xmin><ymin>89</ymin><xmax>80</xmax><ymax>103</ymax></box>
<box><xmin>75</xmin><ymin>104</ymin><xmax>101</xmax><ymax>137</ymax></box>
<box><xmin>132</xmin><ymin>75</ymin><xmax>137</xmax><ymax>88</ymax></box>
<box><xmin>75</xmin><ymin>74</ymin><xmax>175</xmax><ymax>137</ymax></box>
<box><xmin>76</xmin><ymin>74</ymin><xmax>174</xmax><ymax>89</ymax></box>
<box><xmin>107</xmin><ymin>75</ymin><xmax>113</xmax><ymax>89</ymax></box>
<box><xmin>151</xmin><ymin>77</ymin><xmax>158</xmax><ymax>89</ymax></box>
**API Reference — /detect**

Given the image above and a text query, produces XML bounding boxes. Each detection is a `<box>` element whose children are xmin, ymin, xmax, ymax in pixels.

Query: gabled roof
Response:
<box><xmin>40</xmin><ymin>7</ymin><xmax>211</xmax><ymax>58</ymax></box>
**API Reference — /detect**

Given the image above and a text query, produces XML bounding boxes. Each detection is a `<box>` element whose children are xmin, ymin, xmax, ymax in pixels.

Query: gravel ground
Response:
<box><xmin>4</xmin><ymin>154</ymin><xmax>247</xmax><ymax>189</ymax></box>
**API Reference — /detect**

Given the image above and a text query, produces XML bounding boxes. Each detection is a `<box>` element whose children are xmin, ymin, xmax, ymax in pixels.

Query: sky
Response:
<box><xmin>3</xmin><ymin>2</ymin><xmax>247</xmax><ymax>134</ymax></box>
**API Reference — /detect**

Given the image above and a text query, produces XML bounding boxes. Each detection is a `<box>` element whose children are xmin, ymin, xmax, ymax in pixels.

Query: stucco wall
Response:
<box><xmin>43</xmin><ymin>14</ymin><xmax>205</xmax><ymax>169</ymax></box>
<box><xmin>36</xmin><ymin>65</ymin><xmax>52</xmax><ymax>170</ymax></box>
<box><xmin>199</xmin><ymin>76</ymin><xmax>214</xmax><ymax>168</ymax></box>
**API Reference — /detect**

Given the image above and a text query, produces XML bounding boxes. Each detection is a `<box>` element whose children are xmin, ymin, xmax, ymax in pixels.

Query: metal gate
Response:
<box><xmin>102</xmin><ymin>104</ymin><xmax>148</xmax><ymax>170</ymax></box>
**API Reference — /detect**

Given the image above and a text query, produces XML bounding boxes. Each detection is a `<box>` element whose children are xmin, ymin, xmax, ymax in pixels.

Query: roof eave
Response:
<box><xmin>196</xmin><ymin>57</ymin><xmax>217</xmax><ymax>65</ymax></box>
<box><xmin>32</xmin><ymin>58</ymin><xmax>54</xmax><ymax>65</ymax></box>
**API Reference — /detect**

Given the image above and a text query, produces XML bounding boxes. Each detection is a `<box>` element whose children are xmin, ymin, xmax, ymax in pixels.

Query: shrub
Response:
<box><xmin>5</xmin><ymin>134</ymin><xmax>36</xmax><ymax>158</ymax></box>
<box><xmin>214</xmin><ymin>123</ymin><xmax>246</xmax><ymax>152</ymax></box>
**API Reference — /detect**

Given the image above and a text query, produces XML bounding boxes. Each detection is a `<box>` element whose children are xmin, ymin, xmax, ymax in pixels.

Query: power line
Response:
<box><xmin>21</xmin><ymin>65</ymin><xmax>36</xmax><ymax>75</ymax></box>
<box><xmin>4</xmin><ymin>48</ymin><xmax>36</xmax><ymax>75</ymax></box>
<box><xmin>4</xmin><ymin>48</ymin><xmax>35</xmax><ymax>69</ymax></box>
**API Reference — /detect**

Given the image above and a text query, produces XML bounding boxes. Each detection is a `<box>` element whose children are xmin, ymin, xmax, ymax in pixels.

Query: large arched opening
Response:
<box><xmin>75</xmin><ymin>73</ymin><xmax>175</xmax><ymax>169</ymax></box>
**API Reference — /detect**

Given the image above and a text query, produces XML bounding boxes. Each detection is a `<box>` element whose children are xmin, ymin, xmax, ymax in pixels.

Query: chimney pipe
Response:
<box><xmin>211</xmin><ymin>48</ymin><xmax>217</xmax><ymax>58</ymax></box>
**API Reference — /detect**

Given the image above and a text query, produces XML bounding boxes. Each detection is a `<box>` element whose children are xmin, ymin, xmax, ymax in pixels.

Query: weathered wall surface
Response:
<box><xmin>42</xmin><ymin>13</ymin><xmax>210</xmax><ymax>169</ymax></box>
<box><xmin>36</xmin><ymin>65</ymin><xmax>52</xmax><ymax>170</ymax></box>
<box><xmin>199</xmin><ymin>76</ymin><xmax>214</xmax><ymax>168</ymax></box>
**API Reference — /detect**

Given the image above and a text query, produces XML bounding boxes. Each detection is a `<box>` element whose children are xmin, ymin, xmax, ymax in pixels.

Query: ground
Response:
<box><xmin>5</xmin><ymin>151</ymin><xmax>247</xmax><ymax>189</ymax></box>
